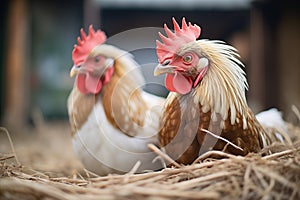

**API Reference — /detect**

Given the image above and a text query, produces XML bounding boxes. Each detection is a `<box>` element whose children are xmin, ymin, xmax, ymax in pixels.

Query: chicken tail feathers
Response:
<box><xmin>256</xmin><ymin>108</ymin><xmax>293</xmax><ymax>146</ymax></box>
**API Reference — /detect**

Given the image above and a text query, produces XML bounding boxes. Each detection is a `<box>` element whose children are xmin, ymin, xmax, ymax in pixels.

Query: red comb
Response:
<box><xmin>156</xmin><ymin>17</ymin><xmax>201</xmax><ymax>63</ymax></box>
<box><xmin>72</xmin><ymin>25</ymin><xmax>106</xmax><ymax>66</ymax></box>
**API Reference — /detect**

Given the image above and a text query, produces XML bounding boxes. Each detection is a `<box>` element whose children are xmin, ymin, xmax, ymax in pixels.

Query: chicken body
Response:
<box><xmin>68</xmin><ymin>27</ymin><xmax>164</xmax><ymax>175</ymax></box>
<box><xmin>154</xmin><ymin>18</ymin><xmax>284</xmax><ymax>164</ymax></box>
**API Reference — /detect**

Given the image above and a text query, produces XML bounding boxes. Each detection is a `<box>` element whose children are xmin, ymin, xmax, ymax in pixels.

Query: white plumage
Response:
<box><xmin>71</xmin><ymin>98</ymin><xmax>163</xmax><ymax>175</ymax></box>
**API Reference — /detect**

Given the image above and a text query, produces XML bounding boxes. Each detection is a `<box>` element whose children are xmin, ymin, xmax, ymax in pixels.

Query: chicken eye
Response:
<box><xmin>95</xmin><ymin>56</ymin><xmax>101</xmax><ymax>63</ymax></box>
<box><xmin>183</xmin><ymin>54</ymin><xmax>193</xmax><ymax>64</ymax></box>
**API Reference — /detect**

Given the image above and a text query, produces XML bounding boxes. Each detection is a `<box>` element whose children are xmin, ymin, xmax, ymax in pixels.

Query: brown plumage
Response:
<box><xmin>159</xmin><ymin>93</ymin><xmax>267</xmax><ymax>164</ymax></box>
<box><xmin>154</xmin><ymin>18</ymin><xmax>284</xmax><ymax>165</ymax></box>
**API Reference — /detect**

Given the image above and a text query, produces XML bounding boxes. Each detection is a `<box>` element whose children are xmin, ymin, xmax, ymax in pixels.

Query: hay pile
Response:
<box><xmin>1</xmin><ymin>124</ymin><xmax>300</xmax><ymax>200</ymax></box>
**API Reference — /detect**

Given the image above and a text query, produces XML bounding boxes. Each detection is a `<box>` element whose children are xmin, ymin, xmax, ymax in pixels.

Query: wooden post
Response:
<box><xmin>4</xmin><ymin>0</ymin><xmax>28</xmax><ymax>128</ymax></box>
<box><xmin>83</xmin><ymin>0</ymin><xmax>101</xmax><ymax>29</ymax></box>
<box><xmin>248</xmin><ymin>5</ymin><xmax>266</xmax><ymax>113</ymax></box>
<box><xmin>277</xmin><ymin>9</ymin><xmax>300</xmax><ymax>122</ymax></box>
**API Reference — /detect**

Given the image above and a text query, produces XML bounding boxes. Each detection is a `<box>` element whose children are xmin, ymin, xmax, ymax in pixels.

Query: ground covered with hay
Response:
<box><xmin>1</xmin><ymin>120</ymin><xmax>300</xmax><ymax>200</ymax></box>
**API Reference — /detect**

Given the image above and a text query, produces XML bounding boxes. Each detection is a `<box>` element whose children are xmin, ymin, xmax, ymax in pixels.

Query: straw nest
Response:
<box><xmin>1</xmin><ymin>122</ymin><xmax>300</xmax><ymax>200</ymax></box>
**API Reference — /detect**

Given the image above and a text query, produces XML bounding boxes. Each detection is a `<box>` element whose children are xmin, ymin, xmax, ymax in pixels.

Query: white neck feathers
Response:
<box><xmin>194</xmin><ymin>40</ymin><xmax>249</xmax><ymax>125</ymax></box>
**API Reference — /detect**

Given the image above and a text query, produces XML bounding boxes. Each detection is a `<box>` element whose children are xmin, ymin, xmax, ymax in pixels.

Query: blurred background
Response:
<box><xmin>0</xmin><ymin>0</ymin><xmax>300</xmax><ymax>130</ymax></box>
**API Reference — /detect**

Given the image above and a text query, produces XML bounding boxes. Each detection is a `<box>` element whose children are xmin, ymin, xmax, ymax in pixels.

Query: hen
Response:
<box><xmin>68</xmin><ymin>25</ymin><xmax>164</xmax><ymax>175</ymax></box>
<box><xmin>154</xmin><ymin>18</ymin><xmax>286</xmax><ymax>164</ymax></box>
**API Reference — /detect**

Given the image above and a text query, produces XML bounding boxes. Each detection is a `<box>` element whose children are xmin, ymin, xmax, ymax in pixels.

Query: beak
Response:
<box><xmin>70</xmin><ymin>65</ymin><xmax>81</xmax><ymax>77</ymax></box>
<box><xmin>154</xmin><ymin>64</ymin><xmax>176</xmax><ymax>76</ymax></box>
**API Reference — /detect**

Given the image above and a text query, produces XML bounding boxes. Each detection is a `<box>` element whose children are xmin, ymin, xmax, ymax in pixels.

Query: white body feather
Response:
<box><xmin>256</xmin><ymin>108</ymin><xmax>287</xmax><ymax>131</ymax></box>
<box><xmin>255</xmin><ymin>108</ymin><xmax>287</xmax><ymax>143</ymax></box>
<box><xmin>72</xmin><ymin>96</ymin><xmax>163</xmax><ymax>175</ymax></box>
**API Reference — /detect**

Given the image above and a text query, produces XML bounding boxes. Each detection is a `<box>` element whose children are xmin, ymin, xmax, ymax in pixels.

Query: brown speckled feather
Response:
<box><xmin>159</xmin><ymin>87</ymin><xmax>269</xmax><ymax>164</ymax></box>
<box><xmin>159</xmin><ymin>92</ymin><xmax>201</xmax><ymax>164</ymax></box>
<box><xmin>201</xmin><ymin>108</ymin><xmax>267</xmax><ymax>156</ymax></box>
<box><xmin>159</xmin><ymin>90</ymin><xmax>271</xmax><ymax>165</ymax></box>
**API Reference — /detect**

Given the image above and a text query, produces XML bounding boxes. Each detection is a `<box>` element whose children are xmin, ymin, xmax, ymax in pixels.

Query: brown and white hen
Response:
<box><xmin>68</xmin><ymin>26</ymin><xmax>164</xmax><ymax>175</ymax></box>
<box><xmin>154</xmin><ymin>18</ymin><xmax>286</xmax><ymax>164</ymax></box>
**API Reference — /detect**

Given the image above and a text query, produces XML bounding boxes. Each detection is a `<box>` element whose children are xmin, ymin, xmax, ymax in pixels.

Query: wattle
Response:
<box><xmin>76</xmin><ymin>67</ymin><xmax>114</xmax><ymax>94</ymax></box>
<box><xmin>77</xmin><ymin>74</ymin><xmax>103</xmax><ymax>94</ymax></box>
<box><xmin>165</xmin><ymin>72</ymin><xmax>192</xmax><ymax>95</ymax></box>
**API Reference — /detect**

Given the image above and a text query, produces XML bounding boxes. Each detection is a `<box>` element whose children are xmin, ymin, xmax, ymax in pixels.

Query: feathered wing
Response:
<box><xmin>159</xmin><ymin>91</ymin><xmax>268</xmax><ymax>165</ymax></box>
<box><xmin>98</xmin><ymin>48</ymin><xmax>165</xmax><ymax>139</ymax></box>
